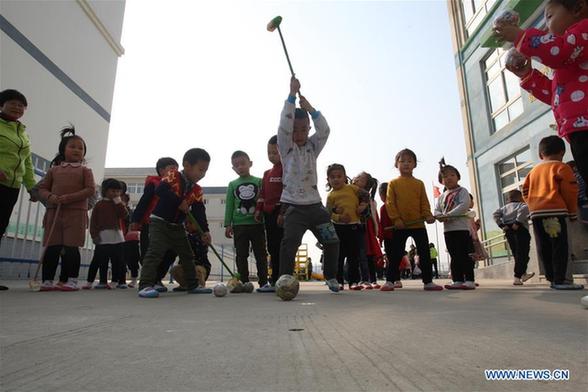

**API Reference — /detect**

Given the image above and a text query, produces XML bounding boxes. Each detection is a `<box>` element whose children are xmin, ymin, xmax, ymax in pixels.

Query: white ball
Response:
<box><xmin>276</xmin><ymin>274</ymin><xmax>300</xmax><ymax>301</ymax></box>
<box><xmin>581</xmin><ymin>295</ymin><xmax>588</xmax><ymax>309</ymax></box>
<box><xmin>213</xmin><ymin>283</ymin><xmax>228</xmax><ymax>297</ymax></box>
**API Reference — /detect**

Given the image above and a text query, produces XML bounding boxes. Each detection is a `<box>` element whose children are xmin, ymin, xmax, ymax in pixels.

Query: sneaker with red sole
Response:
<box><xmin>380</xmin><ymin>281</ymin><xmax>395</xmax><ymax>291</ymax></box>
<box><xmin>424</xmin><ymin>283</ymin><xmax>443</xmax><ymax>291</ymax></box>
<box><xmin>444</xmin><ymin>282</ymin><xmax>465</xmax><ymax>290</ymax></box>
<box><xmin>371</xmin><ymin>283</ymin><xmax>381</xmax><ymax>289</ymax></box>
<box><xmin>393</xmin><ymin>281</ymin><xmax>403</xmax><ymax>289</ymax></box>
<box><xmin>361</xmin><ymin>282</ymin><xmax>373</xmax><ymax>290</ymax></box>
<box><xmin>39</xmin><ymin>282</ymin><xmax>57</xmax><ymax>292</ymax></box>
<box><xmin>349</xmin><ymin>284</ymin><xmax>363</xmax><ymax>291</ymax></box>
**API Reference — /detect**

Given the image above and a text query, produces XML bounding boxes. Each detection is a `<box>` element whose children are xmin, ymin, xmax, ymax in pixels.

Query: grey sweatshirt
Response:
<box><xmin>493</xmin><ymin>202</ymin><xmax>529</xmax><ymax>230</ymax></box>
<box><xmin>434</xmin><ymin>186</ymin><xmax>472</xmax><ymax>232</ymax></box>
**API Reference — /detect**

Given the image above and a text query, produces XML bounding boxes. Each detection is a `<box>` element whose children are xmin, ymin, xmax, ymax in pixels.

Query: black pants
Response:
<box><xmin>532</xmin><ymin>216</ymin><xmax>569</xmax><ymax>284</ymax></box>
<box><xmin>42</xmin><ymin>245</ymin><xmax>80</xmax><ymax>281</ymax></box>
<box><xmin>367</xmin><ymin>255</ymin><xmax>377</xmax><ymax>283</ymax></box>
<box><xmin>504</xmin><ymin>226</ymin><xmax>531</xmax><ymax>278</ymax></box>
<box><xmin>431</xmin><ymin>258</ymin><xmax>439</xmax><ymax>279</ymax></box>
<box><xmin>124</xmin><ymin>240</ymin><xmax>141</xmax><ymax>278</ymax></box>
<box><xmin>444</xmin><ymin>230</ymin><xmax>475</xmax><ymax>282</ymax></box>
<box><xmin>89</xmin><ymin>243</ymin><xmax>125</xmax><ymax>284</ymax></box>
<box><xmin>264</xmin><ymin>207</ymin><xmax>284</xmax><ymax>285</ymax></box>
<box><xmin>356</xmin><ymin>224</ymin><xmax>371</xmax><ymax>282</ymax></box>
<box><xmin>569</xmin><ymin>131</ymin><xmax>588</xmax><ymax>183</ymax></box>
<box><xmin>0</xmin><ymin>184</ymin><xmax>20</xmax><ymax>246</ymax></box>
<box><xmin>385</xmin><ymin>228</ymin><xmax>433</xmax><ymax>284</ymax></box>
<box><xmin>140</xmin><ymin>223</ymin><xmax>150</xmax><ymax>261</ymax></box>
<box><xmin>334</xmin><ymin>224</ymin><xmax>362</xmax><ymax>285</ymax></box>
<box><xmin>233</xmin><ymin>224</ymin><xmax>268</xmax><ymax>285</ymax></box>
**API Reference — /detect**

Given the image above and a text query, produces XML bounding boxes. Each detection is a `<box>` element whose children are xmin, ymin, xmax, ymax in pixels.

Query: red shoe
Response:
<box><xmin>39</xmin><ymin>284</ymin><xmax>57</xmax><ymax>292</ymax></box>
<box><xmin>349</xmin><ymin>284</ymin><xmax>363</xmax><ymax>291</ymax></box>
<box><xmin>59</xmin><ymin>283</ymin><xmax>80</xmax><ymax>291</ymax></box>
<box><xmin>444</xmin><ymin>282</ymin><xmax>465</xmax><ymax>290</ymax></box>
<box><xmin>372</xmin><ymin>283</ymin><xmax>381</xmax><ymax>289</ymax></box>
<box><xmin>362</xmin><ymin>282</ymin><xmax>373</xmax><ymax>290</ymax></box>
<box><xmin>424</xmin><ymin>283</ymin><xmax>444</xmax><ymax>291</ymax></box>
<box><xmin>380</xmin><ymin>282</ymin><xmax>395</xmax><ymax>291</ymax></box>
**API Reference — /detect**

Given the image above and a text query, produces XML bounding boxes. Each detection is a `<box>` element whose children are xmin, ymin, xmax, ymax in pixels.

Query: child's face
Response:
<box><xmin>545</xmin><ymin>2</ymin><xmax>583</xmax><ymax>35</ymax></box>
<box><xmin>232</xmin><ymin>156</ymin><xmax>252</xmax><ymax>176</ymax></box>
<box><xmin>267</xmin><ymin>143</ymin><xmax>281</xmax><ymax>165</ymax></box>
<box><xmin>159</xmin><ymin>164</ymin><xmax>178</xmax><ymax>177</ymax></box>
<box><xmin>105</xmin><ymin>188</ymin><xmax>121</xmax><ymax>199</ymax></box>
<box><xmin>379</xmin><ymin>191</ymin><xmax>386</xmax><ymax>203</ymax></box>
<box><xmin>396</xmin><ymin>154</ymin><xmax>416</xmax><ymax>176</ymax></box>
<box><xmin>64</xmin><ymin>138</ymin><xmax>85</xmax><ymax>162</ymax></box>
<box><xmin>328</xmin><ymin>169</ymin><xmax>346</xmax><ymax>190</ymax></box>
<box><xmin>184</xmin><ymin>160</ymin><xmax>209</xmax><ymax>183</ymax></box>
<box><xmin>292</xmin><ymin>118</ymin><xmax>310</xmax><ymax>146</ymax></box>
<box><xmin>440</xmin><ymin>170</ymin><xmax>459</xmax><ymax>190</ymax></box>
<box><xmin>0</xmin><ymin>99</ymin><xmax>26</xmax><ymax>121</ymax></box>
<box><xmin>353</xmin><ymin>174</ymin><xmax>368</xmax><ymax>190</ymax></box>
<box><xmin>469</xmin><ymin>197</ymin><xmax>474</xmax><ymax>209</ymax></box>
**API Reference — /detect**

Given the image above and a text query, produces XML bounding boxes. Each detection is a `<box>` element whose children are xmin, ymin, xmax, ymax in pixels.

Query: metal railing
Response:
<box><xmin>479</xmin><ymin>232</ymin><xmax>511</xmax><ymax>267</ymax></box>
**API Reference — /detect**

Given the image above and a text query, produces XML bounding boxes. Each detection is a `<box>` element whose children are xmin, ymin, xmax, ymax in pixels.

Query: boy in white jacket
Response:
<box><xmin>277</xmin><ymin>77</ymin><xmax>339</xmax><ymax>292</ymax></box>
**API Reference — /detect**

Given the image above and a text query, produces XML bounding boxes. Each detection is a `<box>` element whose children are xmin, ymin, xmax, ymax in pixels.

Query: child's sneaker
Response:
<box><xmin>361</xmin><ymin>282</ymin><xmax>373</xmax><ymax>290</ymax></box>
<box><xmin>424</xmin><ymin>282</ymin><xmax>443</xmax><ymax>291</ymax></box>
<box><xmin>513</xmin><ymin>277</ymin><xmax>523</xmax><ymax>286</ymax></box>
<box><xmin>371</xmin><ymin>282</ymin><xmax>381</xmax><ymax>289</ymax></box>
<box><xmin>326</xmin><ymin>279</ymin><xmax>340</xmax><ymax>293</ymax></box>
<box><xmin>463</xmin><ymin>281</ymin><xmax>476</xmax><ymax>290</ymax></box>
<box><xmin>40</xmin><ymin>281</ymin><xmax>57</xmax><ymax>292</ymax></box>
<box><xmin>128</xmin><ymin>278</ymin><xmax>137</xmax><ymax>288</ymax></box>
<box><xmin>339</xmin><ymin>284</ymin><xmax>345</xmax><ymax>291</ymax></box>
<box><xmin>380</xmin><ymin>281</ymin><xmax>395</xmax><ymax>291</ymax></box>
<box><xmin>187</xmin><ymin>286</ymin><xmax>213</xmax><ymax>294</ymax></box>
<box><xmin>154</xmin><ymin>282</ymin><xmax>168</xmax><ymax>292</ymax></box>
<box><xmin>172</xmin><ymin>286</ymin><xmax>187</xmax><ymax>292</ymax></box>
<box><xmin>349</xmin><ymin>283</ymin><xmax>363</xmax><ymax>291</ymax></box>
<box><xmin>444</xmin><ymin>281</ymin><xmax>464</xmax><ymax>290</ymax></box>
<box><xmin>521</xmin><ymin>272</ymin><xmax>535</xmax><ymax>282</ymax></box>
<box><xmin>60</xmin><ymin>280</ymin><xmax>80</xmax><ymax>291</ymax></box>
<box><xmin>82</xmin><ymin>282</ymin><xmax>93</xmax><ymax>290</ymax></box>
<box><xmin>138</xmin><ymin>287</ymin><xmax>159</xmax><ymax>298</ymax></box>
<box><xmin>94</xmin><ymin>283</ymin><xmax>112</xmax><ymax>290</ymax></box>
<box><xmin>116</xmin><ymin>284</ymin><xmax>128</xmax><ymax>289</ymax></box>
<box><xmin>256</xmin><ymin>283</ymin><xmax>276</xmax><ymax>293</ymax></box>
<box><xmin>393</xmin><ymin>281</ymin><xmax>403</xmax><ymax>289</ymax></box>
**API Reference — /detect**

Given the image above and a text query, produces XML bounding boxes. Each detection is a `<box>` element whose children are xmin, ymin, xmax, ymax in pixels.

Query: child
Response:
<box><xmin>435</xmin><ymin>160</ymin><xmax>476</xmax><ymax>290</ymax></box>
<box><xmin>429</xmin><ymin>243</ymin><xmax>439</xmax><ymax>279</ymax></box>
<box><xmin>38</xmin><ymin>128</ymin><xmax>95</xmax><ymax>291</ymax></box>
<box><xmin>352</xmin><ymin>171</ymin><xmax>382</xmax><ymax>289</ymax></box>
<box><xmin>493</xmin><ymin>189</ymin><xmax>534</xmax><ymax>285</ymax></box>
<box><xmin>121</xmin><ymin>190</ymin><xmax>141</xmax><ymax>288</ymax></box>
<box><xmin>224</xmin><ymin>150</ymin><xmax>271</xmax><ymax>292</ymax></box>
<box><xmin>130</xmin><ymin>157</ymin><xmax>179</xmax><ymax>292</ymax></box>
<box><xmin>84</xmin><ymin>179</ymin><xmax>128</xmax><ymax>289</ymax></box>
<box><xmin>495</xmin><ymin>0</ymin><xmax>588</xmax><ymax>182</ymax></box>
<box><xmin>378</xmin><ymin>183</ymin><xmax>393</xmax><ymax>281</ymax></box>
<box><xmin>522</xmin><ymin>136</ymin><xmax>583</xmax><ymax>290</ymax></box>
<box><xmin>0</xmin><ymin>90</ymin><xmax>35</xmax><ymax>249</ymax></box>
<box><xmin>276</xmin><ymin>77</ymin><xmax>340</xmax><ymax>292</ymax></box>
<box><xmin>326</xmin><ymin>163</ymin><xmax>369</xmax><ymax>290</ymax></box>
<box><xmin>172</xmin><ymin>217</ymin><xmax>213</xmax><ymax>291</ymax></box>
<box><xmin>383</xmin><ymin>149</ymin><xmax>442</xmax><ymax>291</ymax></box>
<box><xmin>137</xmin><ymin>148</ymin><xmax>211</xmax><ymax>298</ymax></box>
<box><xmin>254</xmin><ymin>135</ymin><xmax>283</xmax><ymax>290</ymax></box>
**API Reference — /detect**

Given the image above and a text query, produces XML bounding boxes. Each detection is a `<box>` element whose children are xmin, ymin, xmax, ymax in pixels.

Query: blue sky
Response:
<box><xmin>106</xmin><ymin>0</ymin><xmax>468</xmax><ymax>269</ymax></box>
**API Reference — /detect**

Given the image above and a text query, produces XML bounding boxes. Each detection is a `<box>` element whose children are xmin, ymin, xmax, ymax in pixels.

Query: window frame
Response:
<box><xmin>496</xmin><ymin>147</ymin><xmax>533</xmax><ymax>205</ymax></box>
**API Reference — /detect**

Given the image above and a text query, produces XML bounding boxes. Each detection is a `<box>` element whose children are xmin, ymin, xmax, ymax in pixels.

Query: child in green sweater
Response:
<box><xmin>224</xmin><ymin>151</ymin><xmax>272</xmax><ymax>292</ymax></box>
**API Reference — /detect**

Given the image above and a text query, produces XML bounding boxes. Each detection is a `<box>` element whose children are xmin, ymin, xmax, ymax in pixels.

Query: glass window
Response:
<box><xmin>462</xmin><ymin>0</ymin><xmax>498</xmax><ymax>36</ymax></box>
<box><xmin>497</xmin><ymin>147</ymin><xmax>533</xmax><ymax>204</ymax></box>
<box><xmin>484</xmin><ymin>48</ymin><xmax>524</xmax><ymax>132</ymax></box>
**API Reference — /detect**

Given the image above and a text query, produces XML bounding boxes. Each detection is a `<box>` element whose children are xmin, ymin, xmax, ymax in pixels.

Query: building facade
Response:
<box><xmin>447</xmin><ymin>0</ymin><xmax>588</xmax><ymax>275</ymax></box>
<box><xmin>0</xmin><ymin>0</ymin><xmax>126</xmax><ymax>277</ymax></box>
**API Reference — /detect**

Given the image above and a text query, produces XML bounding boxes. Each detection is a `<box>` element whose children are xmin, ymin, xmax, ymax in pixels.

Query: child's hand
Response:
<box><xmin>225</xmin><ymin>226</ymin><xmax>233</xmax><ymax>239</ymax></box>
<box><xmin>113</xmin><ymin>196</ymin><xmax>122</xmax><ymax>204</ymax></box>
<box><xmin>505</xmin><ymin>58</ymin><xmax>531</xmax><ymax>78</ymax></box>
<box><xmin>493</xmin><ymin>23</ymin><xmax>523</xmax><ymax>43</ymax></box>
<box><xmin>28</xmin><ymin>190</ymin><xmax>38</xmax><ymax>202</ymax></box>
<box><xmin>201</xmin><ymin>232</ymin><xmax>212</xmax><ymax>245</ymax></box>
<box><xmin>394</xmin><ymin>219</ymin><xmax>405</xmax><ymax>229</ymax></box>
<box><xmin>48</xmin><ymin>194</ymin><xmax>60</xmax><ymax>205</ymax></box>
<box><xmin>299</xmin><ymin>95</ymin><xmax>315</xmax><ymax>113</ymax></box>
<box><xmin>130</xmin><ymin>223</ymin><xmax>141</xmax><ymax>232</ymax></box>
<box><xmin>178</xmin><ymin>200</ymin><xmax>189</xmax><ymax>213</ymax></box>
<box><xmin>339</xmin><ymin>214</ymin><xmax>351</xmax><ymax>224</ymax></box>
<box><xmin>0</xmin><ymin>170</ymin><xmax>6</xmax><ymax>181</ymax></box>
<box><xmin>290</xmin><ymin>76</ymin><xmax>300</xmax><ymax>96</ymax></box>
<box><xmin>425</xmin><ymin>216</ymin><xmax>436</xmax><ymax>224</ymax></box>
<box><xmin>254</xmin><ymin>210</ymin><xmax>262</xmax><ymax>223</ymax></box>
<box><xmin>185</xmin><ymin>220</ymin><xmax>197</xmax><ymax>233</ymax></box>
<box><xmin>357</xmin><ymin>203</ymin><xmax>368</xmax><ymax>214</ymax></box>
<box><xmin>512</xmin><ymin>223</ymin><xmax>520</xmax><ymax>230</ymax></box>
<box><xmin>92</xmin><ymin>237</ymin><xmax>100</xmax><ymax>245</ymax></box>
<box><xmin>333</xmin><ymin>206</ymin><xmax>344</xmax><ymax>215</ymax></box>
<box><xmin>277</xmin><ymin>214</ymin><xmax>285</xmax><ymax>227</ymax></box>
<box><xmin>436</xmin><ymin>216</ymin><xmax>447</xmax><ymax>223</ymax></box>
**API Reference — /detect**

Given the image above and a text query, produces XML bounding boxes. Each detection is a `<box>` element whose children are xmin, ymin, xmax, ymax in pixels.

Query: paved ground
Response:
<box><xmin>0</xmin><ymin>279</ymin><xmax>587</xmax><ymax>392</ymax></box>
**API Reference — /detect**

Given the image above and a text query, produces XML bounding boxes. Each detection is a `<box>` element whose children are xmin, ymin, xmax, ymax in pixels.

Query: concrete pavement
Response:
<box><xmin>1</xmin><ymin>279</ymin><xmax>587</xmax><ymax>392</ymax></box>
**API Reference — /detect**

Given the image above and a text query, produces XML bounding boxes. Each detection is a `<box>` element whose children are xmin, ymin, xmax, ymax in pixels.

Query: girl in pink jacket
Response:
<box><xmin>494</xmin><ymin>0</ymin><xmax>588</xmax><ymax>182</ymax></box>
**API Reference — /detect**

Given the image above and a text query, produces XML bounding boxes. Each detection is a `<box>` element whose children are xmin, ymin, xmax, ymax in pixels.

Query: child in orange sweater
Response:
<box><xmin>523</xmin><ymin>136</ymin><xmax>583</xmax><ymax>290</ymax></box>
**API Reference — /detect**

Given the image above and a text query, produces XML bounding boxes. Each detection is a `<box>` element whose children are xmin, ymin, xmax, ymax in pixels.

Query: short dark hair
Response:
<box><xmin>155</xmin><ymin>157</ymin><xmax>178</xmax><ymax>175</ymax></box>
<box><xmin>507</xmin><ymin>189</ymin><xmax>523</xmax><ymax>202</ymax></box>
<box><xmin>326</xmin><ymin>163</ymin><xmax>349</xmax><ymax>191</ymax></box>
<box><xmin>0</xmin><ymin>89</ymin><xmax>28</xmax><ymax>107</ymax></box>
<box><xmin>379</xmin><ymin>182</ymin><xmax>388</xmax><ymax>195</ymax></box>
<box><xmin>438</xmin><ymin>157</ymin><xmax>461</xmax><ymax>183</ymax></box>
<box><xmin>231</xmin><ymin>150</ymin><xmax>250</xmax><ymax>161</ymax></box>
<box><xmin>183</xmin><ymin>148</ymin><xmax>211</xmax><ymax>165</ymax></box>
<box><xmin>268</xmin><ymin>135</ymin><xmax>278</xmax><ymax>145</ymax></box>
<box><xmin>101</xmin><ymin>178</ymin><xmax>122</xmax><ymax>197</ymax></box>
<box><xmin>118</xmin><ymin>180</ymin><xmax>128</xmax><ymax>194</ymax></box>
<box><xmin>395</xmin><ymin>149</ymin><xmax>418</xmax><ymax>168</ymax></box>
<box><xmin>295</xmin><ymin>108</ymin><xmax>309</xmax><ymax>120</ymax></box>
<box><xmin>539</xmin><ymin>135</ymin><xmax>565</xmax><ymax>156</ymax></box>
<box><xmin>547</xmin><ymin>0</ymin><xmax>587</xmax><ymax>12</ymax></box>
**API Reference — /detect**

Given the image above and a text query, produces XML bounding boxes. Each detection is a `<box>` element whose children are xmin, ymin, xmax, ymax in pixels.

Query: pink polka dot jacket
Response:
<box><xmin>516</xmin><ymin>19</ymin><xmax>588</xmax><ymax>140</ymax></box>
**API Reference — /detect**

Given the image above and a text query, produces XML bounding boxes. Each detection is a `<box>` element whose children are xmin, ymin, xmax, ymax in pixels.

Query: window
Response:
<box><xmin>462</xmin><ymin>0</ymin><xmax>497</xmax><ymax>37</ymax></box>
<box><xmin>221</xmin><ymin>199</ymin><xmax>226</xmax><ymax>205</ymax></box>
<box><xmin>485</xmin><ymin>48</ymin><xmax>524</xmax><ymax>132</ymax></box>
<box><xmin>497</xmin><ymin>148</ymin><xmax>533</xmax><ymax>204</ymax></box>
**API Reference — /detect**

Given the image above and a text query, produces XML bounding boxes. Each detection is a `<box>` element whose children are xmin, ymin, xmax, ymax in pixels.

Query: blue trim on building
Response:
<box><xmin>0</xmin><ymin>256</ymin><xmax>90</xmax><ymax>268</ymax></box>
<box><xmin>0</xmin><ymin>14</ymin><xmax>111</xmax><ymax>122</ymax></box>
